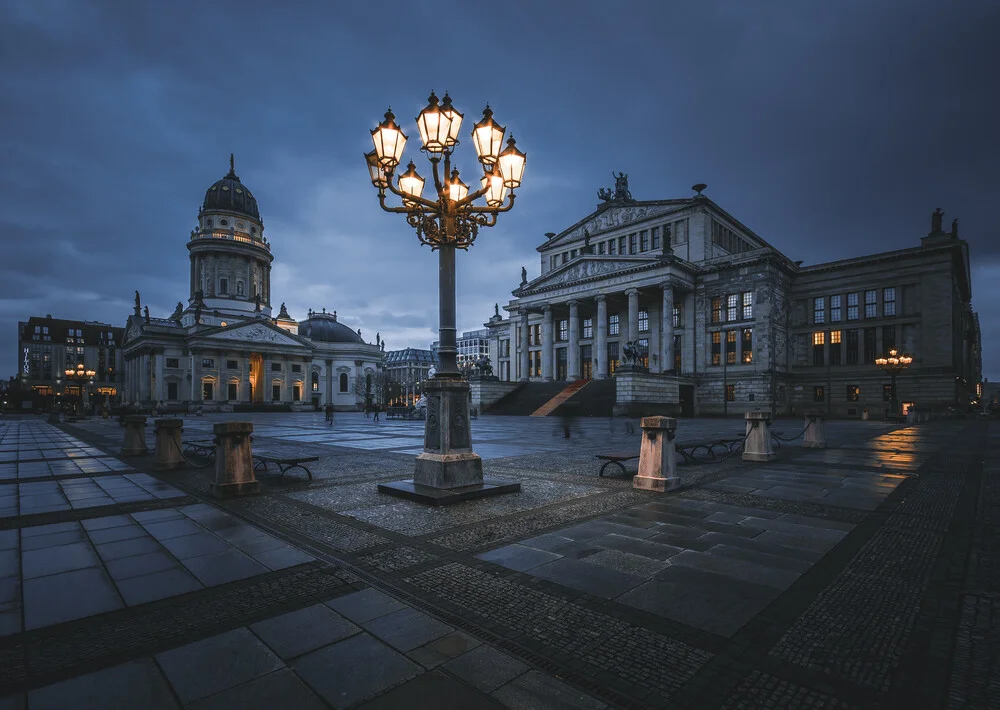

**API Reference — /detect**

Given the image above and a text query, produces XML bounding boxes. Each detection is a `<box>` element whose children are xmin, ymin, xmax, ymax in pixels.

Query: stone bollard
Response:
<box><xmin>633</xmin><ymin>416</ymin><xmax>681</xmax><ymax>492</ymax></box>
<box><xmin>210</xmin><ymin>422</ymin><xmax>259</xmax><ymax>498</ymax></box>
<box><xmin>742</xmin><ymin>410</ymin><xmax>775</xmax><ymax>462</ymax></box>
<box><xmin>121</xmin><ymin>415</ymin><xmax>148</xmax><ymax>456</ymax></box>
<box><xmin>153</xmin><ymin>418</ymin><xmax>185</xmax><ymax>471</ymax></box>
<box><xmin>802</xmin><ymin>410</ymin><xmax>826</xmax><ymax>448</ymax></box>
<box><xmin>47</xmin><ymin>411</ymin><xmax>61</xmax><ymax>424</ymax></box>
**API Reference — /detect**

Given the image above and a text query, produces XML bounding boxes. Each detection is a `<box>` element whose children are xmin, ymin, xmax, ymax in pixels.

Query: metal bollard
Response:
<box><xmin>802</xmin><ymin>410</ymin><xmax>826</xmax><ymax>449</ymax></box>
<box><xmin>742</xmin><ymin>410</ymin><xmax>775</xmax><ymax>462</ymax></box>
<box><xmin>121</xmin><ymin>415</ymin><xmax>148</xmax><ymax>456</ymax></box>
<box><xmin>633</xmin><ymin>416</ymin><xmax>681</xmax><ymax>492</ymax></box>
<box><xmin>210</xmin><ymin>422</ymin><xmax>259</xmax><ymax>498</ymax></box>
<box><xmin>153</xmin><ymin>418</ymin><xmax>185</xmax><ymax>471</ymax></box>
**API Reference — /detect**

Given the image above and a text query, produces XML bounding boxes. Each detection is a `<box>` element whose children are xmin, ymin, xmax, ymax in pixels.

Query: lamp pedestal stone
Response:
<box><xmin>210</xmin><ymin>422</ymin><xmax>259</xmax><ymax>498</ymax></box>
<box><xmin>378</xmin><ymin>377</ymin><xmax>520</xmax><ymax>505</ymax></box>
<box><xmin>633</xmin><ymin>416</ymin><xmax>681</xmax><ymax>493</ymax></box>
<box><xmin>802</xmin><ymin>410</ymin><xmax>826</xmax><ymax>449</ymax></box>
<box><xmin>742</xmin><ymin>410</ymin><xmax>775</xmax><ymax>462</ymax></box>
<box><xmin>121</xmin><ymin>415</ymin><xmax>148</xmax><ymax>456</ymax></box>
<box><xmin>154</xmin><ymin>418</ymin><xmax>186</xmax><ymax>470</ymax></box>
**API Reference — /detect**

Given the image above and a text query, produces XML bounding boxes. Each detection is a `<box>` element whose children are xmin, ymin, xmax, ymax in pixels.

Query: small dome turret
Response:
<box><xmin>202</xmin><ymin>154</ymin><xmax>260</xmax><ymax>221</ymax></box>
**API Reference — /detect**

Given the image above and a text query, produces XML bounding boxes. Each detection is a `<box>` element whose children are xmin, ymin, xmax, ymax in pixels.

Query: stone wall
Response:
<box><xmin>469</xmin><ymin>379</ymin><xmax>520</xmax><ymax>411</ymax></box>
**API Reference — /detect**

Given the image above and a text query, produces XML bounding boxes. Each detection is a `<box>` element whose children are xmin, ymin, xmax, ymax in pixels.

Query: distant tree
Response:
<box><xmin>353</xmin><ymin>369</ymin><xmax>397</xmax><ymax>409</ymax></box>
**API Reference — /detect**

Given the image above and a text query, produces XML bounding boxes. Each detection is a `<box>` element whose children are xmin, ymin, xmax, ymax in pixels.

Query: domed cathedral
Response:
<box><xmin>120</xmin><ymin>157</ymin><xmax>384</xmax><ymax>412</ymax></box>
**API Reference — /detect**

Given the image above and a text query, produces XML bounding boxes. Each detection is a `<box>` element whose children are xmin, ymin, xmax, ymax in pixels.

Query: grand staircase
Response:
<box><xmin>530</xmin><ymin>380</ymin><xmax>589</xmax><ymax>416</ymax></box>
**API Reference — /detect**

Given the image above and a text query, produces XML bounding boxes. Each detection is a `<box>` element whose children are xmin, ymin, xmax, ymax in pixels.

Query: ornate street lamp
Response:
<box><xmin>368</xmin><ymin>92</ymin><xmax>525</xmax><ymax>503</ymax></box>
<box><xmin>874</xmin><ymin>348</ymin><xmax>913</xmax><ymax>416</ymax></box>
<box><xmin>64</xmin><ymin>364</ymin><xmax>97</xmax><ymax>413</ymax></box>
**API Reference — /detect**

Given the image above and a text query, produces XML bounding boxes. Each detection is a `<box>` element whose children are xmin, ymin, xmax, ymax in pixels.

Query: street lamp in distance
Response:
<box><xmin>874</xmin><ymin>348</ymin><xmax>912</xmax><ymax>416</ymax></box>
<box><xmin>64</xmin><ymin>364</ymin><xmax>97</xmax><ymax>414</ymax></box>
<box><xmin>367</xmin><ymin>92</ymin><xmax>525</xmax><ymax>504</ymax></box>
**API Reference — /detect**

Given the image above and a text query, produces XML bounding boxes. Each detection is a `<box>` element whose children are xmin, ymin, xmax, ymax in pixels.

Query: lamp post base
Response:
<box><xmin>378</xmin><ymin>376</ymin><xmax>521</xmax><ymax>504</ymax></box>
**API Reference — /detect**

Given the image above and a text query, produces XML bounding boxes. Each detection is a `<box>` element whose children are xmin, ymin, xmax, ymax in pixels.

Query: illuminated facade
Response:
<box><xmin>486</xmin><ymin>179</ymin><xmax>980</xmax><ymax>416</ymax></box>
<box><xmin>120</xmin><ymin>158</ymin><xmax>383</xmax><ymax>410</ymax></box>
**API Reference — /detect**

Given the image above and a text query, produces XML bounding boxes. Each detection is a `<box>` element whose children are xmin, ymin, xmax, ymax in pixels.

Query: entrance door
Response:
<box><xmin>679</xmin><ymin>385</ymin><xmax>695</xmax><ymax>417</ymax></box>
<box><xmin>580</xmin><ymin>345</ymin><xmax>592</xmax><ymax>380</ymax></box>
<box><xmin>250</xmin><ymin>353</ymin><xmax>264</xmax><ymax>403</ymax></box>
<box><xmin>556</xmin><ymin>348</ymin><xmax>567</xmax><ymax>381</ymax></box>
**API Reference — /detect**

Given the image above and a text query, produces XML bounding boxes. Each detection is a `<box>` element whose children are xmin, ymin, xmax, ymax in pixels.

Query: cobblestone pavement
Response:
<box><xmin>0</xmin><ymin>412</ymin><xmax>992</xmax><ymax>709</ymax></box>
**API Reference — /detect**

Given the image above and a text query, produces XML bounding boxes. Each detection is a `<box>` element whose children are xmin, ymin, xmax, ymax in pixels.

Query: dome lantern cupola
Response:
<box><xmin>202</xmin><ymin>153</ymin><xmax>261</xmax><ymax>222</ymax></box>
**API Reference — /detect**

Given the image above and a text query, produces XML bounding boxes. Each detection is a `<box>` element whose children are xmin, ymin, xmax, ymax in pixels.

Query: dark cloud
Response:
<box><xmin>1</xmin><ymin>0</ymin><xmax>997</xmax><ymax>377</ymax></box>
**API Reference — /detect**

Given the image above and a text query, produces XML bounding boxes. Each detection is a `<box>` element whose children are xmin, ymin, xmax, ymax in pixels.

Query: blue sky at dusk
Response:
<box><xmin>1</xmin><ymin>0</ymin><xmax>997</xmax><ymax>379</ymax></box>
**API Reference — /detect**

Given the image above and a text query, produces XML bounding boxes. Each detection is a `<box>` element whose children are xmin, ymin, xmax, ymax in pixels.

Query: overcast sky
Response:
<box><xmin>1</xmin><ymin>0</ymin><xmax>997</xmax><ymax>380</ymax></box>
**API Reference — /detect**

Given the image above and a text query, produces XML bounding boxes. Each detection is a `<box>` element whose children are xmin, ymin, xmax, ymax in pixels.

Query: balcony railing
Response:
<box><xmin>190</xmin><ymin>230</ymin><xmax>270</xmax><ymax>252</ymax></box>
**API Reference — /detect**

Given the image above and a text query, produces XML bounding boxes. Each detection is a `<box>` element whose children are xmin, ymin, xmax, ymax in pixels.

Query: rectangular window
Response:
<box><xmin>830</xmin><ymin>330</ymin><xmax>842</xmax><ymax>365</ymax></box>
<box><xmin>673</xmin><ymin>335</ymin><xmax>682</xmax><ymax>372</ymax></box>
<box><xmin>582</xmin><ymin>318</ymin><xmax>593</xmax><ymax>339</ymax></box>
<box><xmin>882</xmin><ymin>325</ymin><xmax>895</xmax><ymax>352</ymax></box>
<box><xmin>607</xmin><ymin>341</ymin><xmax>619</xmax><ymax>374</ymax></box>
<box><xmin>847</xmin><ymin>292</ymin><xmax>859</xmax><ymax>321</ymax></box>
<box><xmin>742</xmin><ymin>328</ymin><xmax>753</xmax><ymax>363</ymax></box>
<box><xmin>271</xmin><ymin>362</ymin><xmax>281</xmax><ymax>372</ymax></box>
<box><xmin>638</xmin><ymin>310</ymin><xmax>649</xmax><ymax>333</ymax></box>
<box><xmin>560</xmin><ymin>252</ymin><xmax>567</xmax><ymax>265</ymax></box>
<box><xmin>167</xmin><ymin>382</ymin><xmax>178</xmax><ymax>401</ymax></box>
<box><xmin>201</xmin><ymin>358</ymin><xmax>214</xmax><ymax>368</ymax></box>
<box><xmin>813</xmin><ymin>331</ymin><xmax>825</xmax><ymax>366</ymax></box>
<box><xmin>550</xmin><ymin>255</ymin><xmax>558</xmax><ymax>270</ymax></box>
<box><xmin>742</xmin><ymin>291</ymin><xmax>753</xmax><ymax>320</ymax></box>
<box><xmin>846</xmin><ymin>385</ymin><xmax>859</xmax><ymax>402</ymax></box>
<box><xmin>864</xmin><ymin>327</ymin><xmax>877</xmax><ymax>362</ymax></box>
<box><xmin>864</xmin><ymin>289</ymin><xmax>877</xmax><ymax>319</ymax></box>
<box><xmin>651</xmin><ymin>227</ymin><xmax>660</xmax><ymax>251</ymax></box>
<box><xmin>272</xmin><ymin>384</ymin><xmax>281</xmax><ymax>401</ymax></box>
<box><xmin>533</xmin><ymin>350</ymin><xmax>542</xmax><ymax>377</ymax></box>
<box><xmin>618</xmin><ymin>236</ymin><xmax>627</xmax><ymax>254</ymax></box>
<box><xmin>203</xmin><ymin>382</ymin><xmax>213</xmax><ymax>400</ymax></box>
<box><xmin>726</xmin><ymin>330</ymin><xmax>737</xmax><ymax>364</ymax></box>
<box><xmin>883</xmin><ymin>384</ymin><xmax>893</xmax><ymax>401</ymax></box>
<box><xmin>672</xmin><ymin>306</ymin><xmax>682</xmax><ymax>329</ymax></box>
<box><xmin>291</xmin><ymin>364</ymin><xmax>302</xmax><ymax>373</ymax></box>
<box><xmin>712</xmin><ymin>297</ymin><xmax>723</xmax><ymax>324</ymax></box>
<box><xmin>570</xmin><ymin>249</ymin><xmax>577</xmax><ymax>259</ymax></box>
<box><xmin>608</xmin><ymin>239</ymin><xmax>616</xmax><ymax>255</ymax></box>
<box><xmin>166</xmin><ymin>358</ymin><xmax>179</xmax><ymax>368</ymax></box>
<box><xmin>558</xmin><ymin>319</ymin><xmax>568</xmax><ymax>341</ymax></box>
<box><xmin>711</xmin><ymin>331</ymin><xmax>721</xmax><ymax>365</ymax></box>
<box><xmin>883</xmin><ymin>287</ymin><xmax>896</xmax><ymax>317</ymax></box>
<box><xmin>293</xmin><ymin>384</ymin><xmax>302</xmax><ymax>402</ymax></box>
<box><xmin>846</xmin><ymin>329</ymin><xmax>859</xmax><ymax>365</ymax></box>
<box><xmin>814</xmin><ymin>386</ymin><xmax>825</xmax><ymax>402</ymax></box>
<box><xmin>219</xmin><ymin>278</ymin><xmax>228</xmax><ymax>295</ymax></box>
<box><xmin>228</xmin><ymin>382</ymin><xmax>238</xmax><ymax>400</ymax></box>
<box><xmin>609</xmin><ymin>314</ymin><xmax>620</xmax><ymax>336</ymax></box>
<box><xmin>226</xmin><ymin>359</ymin><xmax>238</xmax><ymax>369</ymax></box>
<box><xmin>830</xmin><ymin>295</ymin><xmax>842</xmax><ymax>322</ymax></box>
<box><xmin>637</xmin><ymin>338</ymin><xmax>649</xmax><ymax>367</ymax></box>
<box><xmin>813</xmin><ymin>297</ymin><xmax>825</xmax><ymax>324</ymax></box>
<box><xmin>639</xmin><ymin>230</ymin><xmax>649</xmax><ymax>252</ymax></box>
<box><xmin>726</xmin><ymin>384</ymin><xmax>735</xmax><ymax>401</ymax></box>
<box><xmin>727</xmin><ymin>294</ymin><xmax>738</xmax><ymax>322</ymax></box>
<box><xmin>629</xmin><ymin>233</ymin><xmax>637</xmax><ymax>254</ymax></box>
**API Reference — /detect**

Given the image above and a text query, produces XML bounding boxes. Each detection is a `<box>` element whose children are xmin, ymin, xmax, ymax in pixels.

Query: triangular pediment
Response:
<box><xmin>123</xmin><ymin>316</ymin><xmax>143</xmax><ymax>344</ymax></box>
<box><xmin>200</xmin><ymin>321</ymin><xmax>310</xmax><ymax>348</ymax></box>
<box><xmin>519</xmin><ymin>256</ymin><xmax>658</xmax><ymax>293</ymax></box>
<box><xmin>541</xmin><ymin>200</ymin><xmax>692</xmax><ymax>251</ymax></box>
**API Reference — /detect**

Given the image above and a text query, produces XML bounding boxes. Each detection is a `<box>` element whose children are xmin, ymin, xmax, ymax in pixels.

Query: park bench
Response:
<box><xmin>386</xmin><ymin>407</ymin><xmax>409</xmax><ymax>420</ymax></box>
<box><xmin>183</xmin><ymin>439</ymin><xmax>216</xmax><ymax>459</ymax></box>
<box><xmin>595</xmin><ymin>452</ymin><xmax>639</xmax><ymax>477</ymax></box>
<box><xmin>252</xmin><ymin>454</ymin><xmax>319</xmax><ymax>481</ymax></box>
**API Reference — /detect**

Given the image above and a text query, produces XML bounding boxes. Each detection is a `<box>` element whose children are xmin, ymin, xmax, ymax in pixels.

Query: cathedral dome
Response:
<box><xmin>202</xmin><ymin>155</ymin><xmax>261</xmax><ymax>222</ymax></box>
<box><xmin>300</xmin><ymin>312</ymin><xmax>363</xmax><ymax>343</ymax></box>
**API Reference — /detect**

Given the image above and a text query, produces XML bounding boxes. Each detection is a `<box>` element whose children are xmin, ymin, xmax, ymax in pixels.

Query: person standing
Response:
<box><xmin>325</xmin><ymin>402</ymin><xmax>335</xmax><ymax>425</ymax></box>
<box><xmin>373</xmin><ymin>404</ymin><xmax>380</xmax><ymax>422</ymax></box>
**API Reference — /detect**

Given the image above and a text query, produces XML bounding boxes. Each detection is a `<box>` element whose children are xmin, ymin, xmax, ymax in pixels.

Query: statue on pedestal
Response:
<box><xmin>520</xmin><ymin>266</ymin><xmax>527</xmax><ymax>285</ymax></box>
<box><xmin>143</xmin><ymin>306</ymin><xmax>150</xmax><ymax>324</ymax></box>
<box><xmin>931</xmin><ymin>207</ymin><xmax>944</xmax><ymax>234</ymax></box>
<box><xmin>134</xmin><ymin>290</ymin><xmax>141</xmax><ymax>316</ymax></box>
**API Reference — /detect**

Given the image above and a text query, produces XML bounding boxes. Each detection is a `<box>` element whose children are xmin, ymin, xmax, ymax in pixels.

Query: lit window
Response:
<box><xmin>726</xmin><ymin>384</ymin><xmax>735</xmax><ymax>401</ymax></box>
<box><xmin>726</xmin><ymin>330</ymin><xmax>737</xmax><ymax>364</ymax></box>
<box><xmin>813</xmin><ymin>332</ymin><xmax>825</xmax><ymax>346</ymax></box>
<box><xmin>712</xmin><ymin>297</ymin><xmax>723</xmax><ymax>324</ymax></box>
<box><xmin>742</xmin><ymin>328</ymin><xmax>753</xmax><ymax>363</ymax></box>
<box><xmin>813</xmin><ymin>332</ymin><xmax>825</xmax><ymax>366</ymax></box>
<box><xmin>742</xmin><ymin>291</ymin><xmax>753</xmax><ymax>320</ymax></box>
<box><xmin>727</xmin><ymin>294</ymin><xmax>738</xmax><ymax>322</ymax></box>
<box><xmin>846</xmin><ymin>385</ymin><xmax>859</xmax><ymax>402</ymax></box>
<box><xmin>711</xmin><ymin>332</ymin><xmax>721</xmax><ymax>365</ymax></box>
<box><xmin>814</xmin><ymin>386</ymin><xmax>825</xmax><ymax>402</ymax></box>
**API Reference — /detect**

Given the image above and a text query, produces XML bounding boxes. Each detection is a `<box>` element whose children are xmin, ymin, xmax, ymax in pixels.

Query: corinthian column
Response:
<box><xmin>596</xmin><ymin>296</ymin><xmax>608</xmax><ymax>379</ymax></box>
<box><xmin>519</xmin><ymin>310</ymin><xmax>530</xmax><ymax>382</ymax></box>
<box><xmin>542</xmin><ymin>306</ymin><xmax>554</xmax><ymax>381</ymax></box>
<box><xmin>626</xmin><ymin>288</ymin><xmax>640</xmax><ymax>345</ymax></box>
<box><xmin>662</xmin><ymin>285</ymin><xmax>675</xmax><ymax>373</ymax></box>
<box><xmin>567</xmin><ymin>300</ymin><xmax>580</xmax><ymax>380</ymax></box>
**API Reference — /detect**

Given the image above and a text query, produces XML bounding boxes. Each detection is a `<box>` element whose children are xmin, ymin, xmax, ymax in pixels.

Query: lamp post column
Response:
<box><xmin>596</xmin><ymin>296</ymin><xmax>608</xmax><ymax>379</ymax></box>
<box><xmin>519</xmin><ymin>310</ymin><xmax>530</xmax><ymax>382</ymax></box>
<box><xmin>542</xmin><ymin>306</ymin><xmax>554</xmax><ymax>382</ymax></box>
<box><xmin>567</xmin><ymin>300</ymin><xmax>580</xmax><ymax>381</ymax></box>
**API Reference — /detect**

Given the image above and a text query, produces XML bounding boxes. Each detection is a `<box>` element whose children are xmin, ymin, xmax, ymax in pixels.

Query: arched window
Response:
<box><xmin>365</xmin><ymin>373</ymin><xmax>372</xmax><ymax>393</ymax></box>
<box><xmin>311</xmin><ymin>372</ymin><xmax>319</xmax><ymax>392</ymax></box>
<box><xmin>339</xmin><ymin>373</ymin><xmax>348</xmax><ymax>392</ymax></box>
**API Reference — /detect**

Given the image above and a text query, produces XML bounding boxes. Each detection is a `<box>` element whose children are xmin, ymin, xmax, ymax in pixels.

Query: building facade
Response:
<box><xmin>120</xmin><ymin>157</ymin><xmax>383</xmax><ymax>411</ymax></box>
<box><xmin>486</xmin><ymin>177</ymin><xmax>980</xmax><ymax>417</ymax></box>
<box><xmin>384</xmin><ymin>347</ymin><xmax>438</xmax><ymax>406</ymax></box>
<box><xmin>17</xmin><ymin>316</ymin><xmax>125</xmax><ymax>409</ymax></box>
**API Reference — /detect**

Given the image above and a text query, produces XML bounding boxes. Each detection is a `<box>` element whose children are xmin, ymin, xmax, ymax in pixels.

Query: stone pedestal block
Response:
<box><xmin>742</xmin><ymin>410</ymin><xmax>775</xmax><ymax>462</ymax></box>
<box><xmin>802</xmin><ymin>410</ymin><xmax>827</xmax><ymax>449</ymax></box>
<box><xmin>47</xmin><ymin>411</ymin><xmax>61</xmax><ymax>424</ymax></box>
<box><xmin>633</xmin><ymin>416</ymin><xmax>681</xmax><ymax>493</ymax></box>
<box><xmin>210</xmin><ymin>422</ymin><xmax>259</xmax><ymax>498</ymax></box>
<box><xmin>121</xmin><ymin>415</ymin><xmax>148</xmax><ymax>456</ymax></box>
<box><xmin>154</xmin><ymin>418</ymin><xmax>185</xmax><ymax>470</ymax></box>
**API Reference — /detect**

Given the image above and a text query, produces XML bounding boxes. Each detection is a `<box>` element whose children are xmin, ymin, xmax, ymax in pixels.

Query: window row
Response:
<box><xmin>711</xmin><ymin>220</ymin><xmax>753</xmax><ymax>254</ymax></box>
<box><xmin>514</xmin><ymin>336</ymin><xmax>684</xmax><ymax>379</ymax></box>
<box><xmin>711</xmin><ymin>292</ymin><xmax>753</xmax><ymax>324</ymax></box>
<box><xmin>518</xmin><ymin>308</ymin><xmax>676</xmax><ymax>346</ymax></box>
<box><xmin>810</xmin><ymin>326</ymin><xmax>898</xmax><ymax>366</ymax></box>
<box><xmin>813</xmin><ymin>287</ymin><xmax>895</xmax><ymax>324</ymax></box>
<box><xmin>549</xmin><ymin>220</ymin><xmax>690</xmax><ymax>268</ymax></box>
<box><xmin>812</xmin><ymin>384</ymin><xmax>895</xmax><ymax>402</ymax></box>
<box><xmin>710</xmin><ymin>329</ymin><xmax>753</xmax><ymax>365</ymax></box>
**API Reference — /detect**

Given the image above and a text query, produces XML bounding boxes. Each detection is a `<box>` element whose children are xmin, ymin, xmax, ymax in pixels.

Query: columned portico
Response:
<box><xmin>567</xmin><ymin>300</ymin><xmax>580</xmax><ymax>380</ymax></box>
<box><xmin>596</xmin><ymin>296</ymin><xmax>608</xmax><ymax>379</ymax></box>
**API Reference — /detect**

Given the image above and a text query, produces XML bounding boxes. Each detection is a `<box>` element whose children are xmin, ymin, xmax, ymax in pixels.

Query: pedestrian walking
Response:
<box><xmin>373</xmin><ymin>404</ymin><xmax>380</xmax><ymax>422</ymax></box>
<box><xmin>325</xmin><ymin>403</ymin><xmax>335</xmax><ymax>425</ymax></box>
<box><xmin>559</xmin><ymin>402</ymin><xmax>578</xmax><ymax>439</ymax></box>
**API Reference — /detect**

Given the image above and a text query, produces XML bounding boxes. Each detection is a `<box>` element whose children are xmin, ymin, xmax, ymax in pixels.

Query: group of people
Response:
<box><xmin>324</xmin><ymin>403</ymin><xmax>383</xmax><ymax>425</ymax></box>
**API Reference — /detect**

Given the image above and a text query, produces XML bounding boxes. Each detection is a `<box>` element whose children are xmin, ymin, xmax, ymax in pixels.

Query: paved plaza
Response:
<box><xmin>0</xmin><ymin>412</ymin><xmax>995</xmax><ymax>709</ymax></box>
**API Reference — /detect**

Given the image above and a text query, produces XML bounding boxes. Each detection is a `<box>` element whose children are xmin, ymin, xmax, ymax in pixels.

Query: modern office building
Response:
<box><xmin>383</xmin><ymin>347</ymin><xmax>438</xmax><ymax>406</ymax></box>
<box><xmin>485</xmin><ymin>176</ymin><xmax>980</xmax><ymax>417</ymax></box>
<box><xmin>120</xmin><ymin>157</ymin><xmax>383</xmax><ymax>411</ymax></box>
